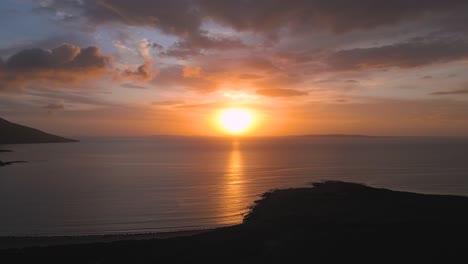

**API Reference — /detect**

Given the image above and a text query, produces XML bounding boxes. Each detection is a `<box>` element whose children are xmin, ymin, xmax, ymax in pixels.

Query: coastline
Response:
<box><xmin>2</xmin><ymin>181</ymin><xmax>468</xmax><ymax>263</ymax></box>
<box><xmin>0</xmin><ymin>229</ymin><xmax>212</xmax><ymax>250</ymax></box>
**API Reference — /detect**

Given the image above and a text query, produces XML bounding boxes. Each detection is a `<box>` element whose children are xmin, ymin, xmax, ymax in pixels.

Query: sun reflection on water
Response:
<box><xmin>219</xmin><ymin>141</ymin><xmax>246</xmax><ymax>225</ymax></box>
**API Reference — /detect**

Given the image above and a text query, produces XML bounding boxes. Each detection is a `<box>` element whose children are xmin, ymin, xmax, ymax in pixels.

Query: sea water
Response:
<box><xmin>1</xmin><ymin>136</ymin><xmax>467</xmax><ymax>236</ymax></box>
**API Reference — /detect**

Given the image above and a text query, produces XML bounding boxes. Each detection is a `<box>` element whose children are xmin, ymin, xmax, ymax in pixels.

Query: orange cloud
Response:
<box><xmin>183</xmin><ymin>66</ymin><xmax>201</xmax><ymax>78</ymax></box>
<box><xmin>256</xmin><ymin>88</ymin><xmax>308</xmax><ymax>97</ymax></box>
<box><xmin>122</xmin><ymin>60</ymin><xmax>159</xmax><ymax>82</ymax></box>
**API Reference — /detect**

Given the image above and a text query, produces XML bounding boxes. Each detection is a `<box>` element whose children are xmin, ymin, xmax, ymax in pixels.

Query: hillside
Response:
<box><xmin>0</xmin><ymin>117</ymin><xmax>77</xmax><ymax>144</ymax></box>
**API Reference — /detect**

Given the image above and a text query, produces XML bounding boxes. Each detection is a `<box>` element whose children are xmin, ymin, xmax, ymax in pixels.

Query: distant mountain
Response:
<box><xmin>0</xmin><ymin>117</ymin><xmax>77</xmax><ymax>144</ymax></box>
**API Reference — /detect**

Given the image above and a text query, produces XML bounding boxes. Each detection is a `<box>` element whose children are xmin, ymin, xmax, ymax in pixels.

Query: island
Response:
<box><xmin>294</xmin><ymin>134</ymin><xmax>382</xmax><ymax>138</ymax></box>
<box><xmin>0</xmin><ymin>160</ymin><xmax>27</xmax><ymax>167</ymax></box>
<box><xmin>1</xmin><ymin>181</ymin><xmax>467</xmax><ymax>263</ymax></box>
<box><xmin>0</xmin><ymin>117</ymin><xmax>77</xmax><ymax>144</ymax></box>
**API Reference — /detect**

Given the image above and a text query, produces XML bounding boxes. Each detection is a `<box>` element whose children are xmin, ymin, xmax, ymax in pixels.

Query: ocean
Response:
<box><xmin>1</xmin><ymin>136</ymin><xmax>467</xmax><ymax>236</ymax></box>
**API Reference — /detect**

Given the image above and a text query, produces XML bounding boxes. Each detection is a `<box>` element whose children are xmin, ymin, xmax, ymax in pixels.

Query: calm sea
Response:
<box><xmin>1</xmin><ymin>136</ymin><xmax>467</xmax><ymax>236</ymax></box>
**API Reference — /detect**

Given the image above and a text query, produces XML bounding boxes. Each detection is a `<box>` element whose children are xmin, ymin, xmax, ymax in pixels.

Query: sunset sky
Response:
<box><xmin>1</xmin><ymin>0</ymin><xmax>468</xmax><ymax>136</ymax></box>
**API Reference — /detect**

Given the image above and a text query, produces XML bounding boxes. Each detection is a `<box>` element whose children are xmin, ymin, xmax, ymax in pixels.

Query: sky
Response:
<box><xmin>1</xmin><ymin>0</ymin><xmax>468</xmax><ymax>137</ymax></box>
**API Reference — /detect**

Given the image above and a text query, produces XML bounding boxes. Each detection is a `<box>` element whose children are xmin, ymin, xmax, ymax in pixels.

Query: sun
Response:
<box><xmin>219</xmin><ymin>109</ymin><xmax>254</xmax><ymax>134</ymax></box>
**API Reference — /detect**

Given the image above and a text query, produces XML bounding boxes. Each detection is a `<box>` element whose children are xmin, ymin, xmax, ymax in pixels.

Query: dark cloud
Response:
<box><xmin>4</xmin><ymin>44</ymin><xmax>109</xmax><ymax>71</ymax></box>
<box><xmin>121</xmin><ymin>83</ymin><xmax>147</xmax><ymax>89</ymax></box>
<box><xmin>198</xmin><ymin>0</ymin><xmax>468</xmax><ymax>34</ymax></box>
<box><xmin>0</xmin><ymin>43</ymin><xmax>162</xmax><ymax>90</ymax></box>
<box><xmin>163</xmin><ymin>33</ymin><xmax>245</xmax><ymax>58</ymax></box>
<box><xmin>0</xmin><ymin>34</ymin><xmax>94</xmax><ymax>58</ymax></box>
<box><xmin>327</xmin><ymin>38</ymin><xmax>468</xmax><ymax>70</ymax></box>
<box><xmin>44</xmin><ymin>103</ymin><xmax>65</xmax><ymax>110</ymax></box>
<box><xmin>67</xmin><ymin>46</ymin><xmax>110</xmax><ymax>68</ymax></box>
<box><xmin>35</xmin><ymin>0</ymin><xmax>200</xmax><ymax>35</ymax></box>
<box><xmin>430</xmin><ymin>89</ymin><xmax>468</xmax><ymax>95</ymax></box>
<box><xmin>38</xmin><ymin>0</ymin><xmax>468</xmax><ymax>35</ymax></box>
<box><xmin>256</xmin><ymin>88</ymin><xmax>308</xmax><ymax>97</ymax></box>
<box><xmin>33</xmin><ymin>0</ymin><xmax>83</xmax><ymax>20</ymax></box>
<box><xmin>0</xmin><ymin>44</ymin><xmax>111</xmax><ymax>90</ymax></box>
<box><xmin>27</xmin><ymin>88</ymin><xmax>113</xmax><ymax>106</ymax></box>
<box><xmin>243</xmin><ymin>57</ymin><xmax>281</xmax><ymax>73</ymax></box>
<box><xmin>81</xmin><ymin>0</ymin><xmax>200</xmax><ymax>35</ymax></box>
<box><xmin>150</xmin><ymin>43</ymin><xmax>164</xmax><ymax>50</ymax></box>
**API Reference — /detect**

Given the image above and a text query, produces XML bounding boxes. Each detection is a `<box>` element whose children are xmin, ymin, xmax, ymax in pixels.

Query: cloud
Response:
<box><xmin>122</xmin><ymin>60</ymin><xmax>159</xmax><ymax>82</ymax></box>
<box><xmin>0</xmin><ymin>34</ymin><xmax>93</xmax><ymax>58</ymax></box>
<box><xmin>137</xmin><ymin>38</ymin><xmax>161</xmax><ymax>59</ymax></box>
<box><xmin>175</xmin><ymin>101</ymin><xmax>227</xmax><ymax>109</ymax></box>
<box><xmin>198</xmin><ymin>0</ymin><xmax>468</xmax><ymax>34</ymax></box>
<box><xmin>80</xmin><ymin>0</ymin><xmax>201</xmax><ymax>35</ymax></box>
<box><xmin>242</xmin><ymin>57</ymin><xmax>281</xmax><ymax>73</ymax></box>
<box><xmin>3</xmin><ymin>44</ymin><xmax>110</xmax><ymax>71</ymax></box>
<box><xmin>163</xmin><ymin>33</ymin><xmax>246</xmax><ymax>58</ymax></box>
<box><xmin>183</xmin><ymin>66</ymin><xmax>201</xmax><ymax>78</ymax></box>
<box><xmin>67</xmin><ymin>46</ymin><xmax>110</xmax><ymax>68</ymax></box>
<box><xmin>44</xmin><ymin>103</ymin><xmax>65</xmax><ymax>110</ymax></box>
<box><xmin>37</xmin><ymin>0</ymin><xmax>468</xmax><ymax>36</ymax></box>
<box><xmin>43</xmin><ymin>102</ymin><xmax>65</xmax><ymax>114</ymax></box>
<box><xmin>256</xmin><ymin>88</ymin><xmax>308</xmax><ymax>97</ymax></box>
<box><xmin>430</xmin><ymin>89</ymin><xmax>468</xmax><ymax>95</ymax></box>
<box><xmin>327</xmin><ymin>38</ymin><xmax>468</xmax><ymax>70</ymax></box>
<box><xmin>121</xmin><ymin>83</ymin><xmax>147</xmax><ymax>89</ymax></box>
<box><xmin>0</xmin><ymin>43</ymin><xmax>161</xmax><ymax>91</ymax></box>
<box><xmin>153</xmin><ymin>65</ymin><xmax>218</xmax><ymax>92</ymax></box>
<box><xmin>151</xmin><ymin>100</ymin><xmax>185</xmax><ymax>106</ymax></box>
<box><xmin>0</xmin><ymin>44</ymin><xmax>112</xmax><ymax>90</ymax></box>
<box><xmin>238</xmin><ymin>74</ymin><xmax>263</xmax><ymax>80</ymax></box>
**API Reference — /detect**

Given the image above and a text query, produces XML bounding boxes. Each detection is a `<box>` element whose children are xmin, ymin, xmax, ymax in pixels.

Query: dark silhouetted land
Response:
<box><xmin>2</xmin><ymin>181</ymin><xmax>468</xmax><ymax>263</ymax></box>
<box><xmin>0</xmin><ymin>117</ymin><xmax>77</xmax><ymax>144</ymax></box>
<box><xmin>295</xmin><ymin>134</ymin><xmax>381</xmax><ymax>138</ymax></box>
<box><xmin>0</xmin><ymin>160</ymin><xmax>27</xmax><ymax>167</ymax></box>
<box><xmin>0</xmin><ymin>149</ymin><xmax>26</xmax><ymax>167</ymax></box>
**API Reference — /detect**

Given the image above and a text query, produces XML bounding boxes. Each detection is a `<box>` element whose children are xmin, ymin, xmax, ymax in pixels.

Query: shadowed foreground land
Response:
<box><xmin>2</xmin><ymin>181</ymin><xmax>468</xmax><ymax>263</ymax></box>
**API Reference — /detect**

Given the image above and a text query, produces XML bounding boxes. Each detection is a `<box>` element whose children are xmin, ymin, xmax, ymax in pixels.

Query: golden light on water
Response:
<box><xmin>219</xmin><ymin>109</ymin><xmax>254</xmax><ymax>134</ymax></box>
<box><xmin>220</xmin><ymin>141</ymin><xmax>246</xmax><ymax>224</ymax></box>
